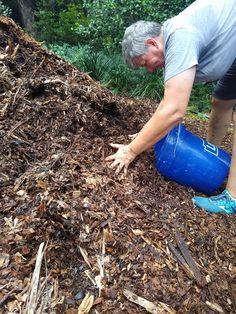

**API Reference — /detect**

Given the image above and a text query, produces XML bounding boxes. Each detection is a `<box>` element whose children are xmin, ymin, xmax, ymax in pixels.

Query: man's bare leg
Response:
<box><xmin>207</xmin><ymin>97</ymin><xmax>236</xmax><ymax>146</ymax></box>
<box><xmin>226</xmin><ymin>111</ymin><xmax>236</xmax><ymax>199</ymax></box>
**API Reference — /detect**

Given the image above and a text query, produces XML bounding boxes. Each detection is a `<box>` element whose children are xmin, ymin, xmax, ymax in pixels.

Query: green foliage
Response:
<box><xmin>47</xmin><ymin>43</ymin><xmax>163</xmax><ymax>100</ymax></box>
<box><xmin>35</xmin><ymin>0</ymin><xmax>195</xmax><ymax>50</ymax></box>
<box><xmin>0</xmin><ymin>0</ymin><xmax>12</xmax><ymax>16</ymax></box>
<box><xmin>48</xmin><ymin>44</ymin><xmax>88</xmax><ymax>72</ymax></box>
<box><xmin>48</xmin><ymin>43</ymin><xmax>121</xmax><ymax>82</ymax></box>
<box><xmin>188</xmin><ymin>83</ymin><xmax>212</xmax><ymax>114</ymax></box>
<box><xmin>48</xmin><ymin>43</ymin><xmax>211</xmax><ymax>113</ymax></box>
<box><xmin>34</xmin><ymin>1</ymin><xmax>89</xmax><ymax>44</ymax></box>
<box><xmin>76</xmin><ymin>0</ymin><xmax>194</xmax><ymax>51</ymax></box>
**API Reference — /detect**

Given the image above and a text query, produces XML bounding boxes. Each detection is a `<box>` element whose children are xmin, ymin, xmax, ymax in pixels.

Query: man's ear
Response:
<box><xmin>144</xmin><ymin>38</ymin><xmax>158</xmax><ymax>47</ymax></box>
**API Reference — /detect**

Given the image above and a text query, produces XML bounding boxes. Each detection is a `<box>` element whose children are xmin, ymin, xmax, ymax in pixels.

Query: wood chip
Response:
<box><xmin>169</xmin><ymin>231</ymin><xmax>207</xmax><ymax>287</ymax></box>
<box><xmin>206</xmin><ymin>301</ymin><xmax>225</xmax><ymax>313</ymax></box>
<box><xmin>26</xmin><ymin>242</ymin><xmax>46</xmax><ymax>314</ymax></box>
<box><xmin>79</xmin><ymin>246</ymin><xmax>92</xmax><ymax>270</ymax></box>
<box><xmin>124</xmin><ymin>289</ymin><xmax>176</xmax><ymax>314</ymax></box>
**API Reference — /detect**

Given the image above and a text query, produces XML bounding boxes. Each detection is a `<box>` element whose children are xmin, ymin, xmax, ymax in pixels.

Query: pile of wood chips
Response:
<box><xmin>0</xmin><ymin>16</ymin><xmax>235</xmax><ymax>314</ymax></box>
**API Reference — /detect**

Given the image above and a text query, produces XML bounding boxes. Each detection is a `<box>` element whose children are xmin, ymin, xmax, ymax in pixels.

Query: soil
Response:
<box><xmin>0</xmin><ymin>16</ymin><xmax>235</xmax><ymax>314</ymax></box>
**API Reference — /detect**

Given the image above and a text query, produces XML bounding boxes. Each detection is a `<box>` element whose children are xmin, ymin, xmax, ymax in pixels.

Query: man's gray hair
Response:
<box><xmin>122</xmin><ymin>20</ymin><xmax>162</xmax><ymax>68</ymax></box>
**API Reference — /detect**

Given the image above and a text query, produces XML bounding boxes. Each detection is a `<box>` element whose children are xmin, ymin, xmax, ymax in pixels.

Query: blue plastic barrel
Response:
<box><xmin>154</xmin><ymin>124</ymin><xmax>231</xmax><ymax>195</ymax></box>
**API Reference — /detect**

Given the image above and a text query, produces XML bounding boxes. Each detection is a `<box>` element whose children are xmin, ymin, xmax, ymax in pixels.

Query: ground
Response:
<box><xmin>0</xmin><ymin>17</ymin><xmax>235</xmax><ymax>314</ymax></box>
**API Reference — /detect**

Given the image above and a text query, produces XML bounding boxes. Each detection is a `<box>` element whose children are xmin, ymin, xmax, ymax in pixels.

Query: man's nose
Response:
<box><xmin>147</xmin><ymin>67</ymin><xmax>154</xmax><ymax>73</ymax></box>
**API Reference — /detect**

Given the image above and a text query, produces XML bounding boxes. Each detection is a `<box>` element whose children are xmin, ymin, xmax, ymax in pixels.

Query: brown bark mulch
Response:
<box><xmin>0</xmin><ymin>16</ymin><xmax>235</xmax><ymax>314</ymax></box>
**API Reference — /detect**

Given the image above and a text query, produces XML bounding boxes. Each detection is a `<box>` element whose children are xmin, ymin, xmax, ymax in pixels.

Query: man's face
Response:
<box><xmin>133</xmin><ymin>39</ymin><xmax>165</xmax><ymax>73</ymax></box>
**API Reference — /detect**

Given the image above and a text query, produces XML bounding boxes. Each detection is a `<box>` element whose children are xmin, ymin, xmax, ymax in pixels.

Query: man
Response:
<box><xmin>106</xmin><ymin>0</ymin><xmax>236</xmax><ymax>214</ymax></box>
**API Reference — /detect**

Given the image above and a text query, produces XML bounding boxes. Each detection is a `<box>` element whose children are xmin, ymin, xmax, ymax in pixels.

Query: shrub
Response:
<box><xmin>76</xmin><ymin>0</ymin><xmax>194</xmax><ymax>51</ymax></box>
<box><xmin>0</xmin><ymin>0</ymin><xmax>12</xmax><ymax>16</ymax></box>
<box><xmin>34</xmin><ymin>1</ymin><xmax>89</xmax><ymax>44</ymax></box>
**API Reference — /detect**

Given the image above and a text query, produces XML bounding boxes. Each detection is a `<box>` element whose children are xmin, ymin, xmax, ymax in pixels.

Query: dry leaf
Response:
<box><xmin>206</xmin><ymin>301</ymin><xmax>224</xmax><ymax>313</ymax></box>
<box><xmin>36</xmin><ymin>179</ymin><xmax>48</xmax><ymax>190</ymax></box>
<box><xmin>103</xmin><ymin>228</ymin><xmax>113</xmax><ymax>242</ymax></box>
<box><xmin>16</xmin><ymin>189</ymin><xmax>27</xmax><ymax>196</ymax></box>
<box><xmin>78</xmin><ymin>293</ymin><xmax>94</xmax><ymax>314</ymax></box>
<box><xmin>85</xmin><ymin>175</ymin><xmax>101</xmax><ymax>189</ymax></box>
<box><xmin>229</xmin><ymin>264</ymin><xmax>236</xmax><ymax>273</ymax></box>
<box><xmin>132</xmin><ymin>229</ymin><xmax>144</xmax><ymax>236</ymax></box>
<box><xmin>72</xmin><ymin>190</ymin><xmax>82</xmax><ymax>198</ymax></box>
<box><xmin>0</xmin><ymin>253</ymin><xmax>10</xmax><ymax>268</ymax></box>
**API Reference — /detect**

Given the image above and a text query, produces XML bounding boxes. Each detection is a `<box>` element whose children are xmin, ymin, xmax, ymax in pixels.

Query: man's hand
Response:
<box><xmin>105</xmin><ymin>144</ymin><xmax>137</xmax><ymax>174</ymax></box>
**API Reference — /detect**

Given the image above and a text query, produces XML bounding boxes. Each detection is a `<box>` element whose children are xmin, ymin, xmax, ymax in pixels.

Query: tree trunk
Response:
<box><xmin>16</xmin><ymin>0</ymin><xmax>36</xmax><ymax>32</ymax></box>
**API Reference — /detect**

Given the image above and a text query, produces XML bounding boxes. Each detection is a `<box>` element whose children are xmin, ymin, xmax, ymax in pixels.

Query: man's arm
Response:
<box><xmin>129</xmin><ymin>66</ymin><xmax>196</xmax><ymax>154</ymax></box>
<box><xmin>106</xmin><ymin>66</ymin><xmax>196</xmax><ymax>173</ymax></box>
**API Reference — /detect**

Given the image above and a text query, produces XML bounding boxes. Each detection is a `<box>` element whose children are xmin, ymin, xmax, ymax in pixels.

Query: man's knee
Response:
<box><xmin>212</xmin><ymin>97</ymin><xmax>222</xmax><ymax>107</ymax></box>
<box><xmin>211</xmin><ymin>97</ymin><xmax>236</xmax><ymax>111</ymax></box>
<box><xmin>233</xmin><ymin>111</ymin><xmax>236</xmax><ymax>124</ymax></box>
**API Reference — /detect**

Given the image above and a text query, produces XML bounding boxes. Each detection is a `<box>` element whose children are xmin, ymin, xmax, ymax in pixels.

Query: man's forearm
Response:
<box><xmin>129</xmin><ymin>68</ymin><xmax>195</xmax><ymax>156</ymax></box>
<box><xmin>129</xmin><ymin>105</ymin><xmax>183</xmax><ymax>155</ymax></box>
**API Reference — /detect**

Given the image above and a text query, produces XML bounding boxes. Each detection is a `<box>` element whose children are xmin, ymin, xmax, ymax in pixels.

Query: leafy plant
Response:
<box><xmin>76</xmin><ymin>0</ymin><xmax>194</xmax><ymax>51</ymax></box>
<box><xmin>34</xmin><ymin>1</ymin><xmax>89</xmax><ymax>44</ymax></box>
<box><xmin>0</xmin><ymin>0</ymin><xmax>12</xmax><ymax>16</ymax></box>
<box><xmin>188</xmin><ymin>83</ymin><xmax>212</xmax><ymax>114</ymax></box>
<box><xmin>35</xmin><ymin>0</ymin><xmax>195</xmax><ymax>50</ymax></box>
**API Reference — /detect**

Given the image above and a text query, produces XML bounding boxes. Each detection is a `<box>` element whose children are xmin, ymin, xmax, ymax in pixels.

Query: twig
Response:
<box><xmin>168</xmin><ymin>243</ymin><xmax>195</xmax><ymax>279</ymax></box>
<box><xmin>44</xmin><ymin>78</ymin><xmax>69</xmax><ymax>86</ymax></box>
<box><xmin>0</xmin><ymin>283</ymin><xmax>11</xmax><ymax>290</ymax></box>
<box><xmin>26</xmin><ymin>242</ymin><xmax>46</xmax><ymax>314</ymax></box>
<box><xmin>206</xmin><ymin>301</ymin><xmax>225</xmax><ymax>313</ymax></box>
<box><xmin>175</xmin><ymin>231</ymin><xmax>206</xmax><ymax>287</ymax></box>
<box><xmin>124</xmin><ymin>289</ymin><xmax>176</xmax><ymax>314</ymax></box>
<box><xmin>96</xmin><ymin>255</ymin><xmax>104</xmax><ymax>295</ymax></box>
<box><xmin>95</xmin><ymin>228</ymin><xmax>107</xmax><ymax>294</ymax></box>
<box><xmin>12</xmin><ymin>84</ymin><xmax>22</xmax><ymax>106</ymax></box>
<box><xmin>11</xmin><ymin>43</ymin><xmax>19</xmax><ymax>59</ymax></box>
<box><xmin>8</xmin><ymin>119</ymin><xmax>29</xmax><ymax>137</ymax></box>
<box><xmin>9</xmin><ymin>133</ymin><xmax>32</xmax><ymax>145</ymax></box>
<box><xmin>84</xmin><ymin>270</ymin><xmax>96</xmax><ymax>286</ymax></box>
<box><xmin>214</xmin><ymin>235</ymin><xmax>221</xmax><ymax>261</ymax></box>
<box><xmin>30</xmin><ymin>56</ymin><xmax>46</xmax><ymax>78</ymax></box>
<box><xmin>79</xmin><ymin>246</ymin><xmax>92</xmax><ymax>270</ymax></box>
<box><xmin>0</xmin><ymin>288</ymin><xmax>20</xmax><ymax>306</ymax></box>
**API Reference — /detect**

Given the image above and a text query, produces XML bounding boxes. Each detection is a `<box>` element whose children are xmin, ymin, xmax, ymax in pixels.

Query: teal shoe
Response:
<box><xmin>192</xmin><ymin>190</ymin><xmax>236</xmax><ymax>214</ymax></box>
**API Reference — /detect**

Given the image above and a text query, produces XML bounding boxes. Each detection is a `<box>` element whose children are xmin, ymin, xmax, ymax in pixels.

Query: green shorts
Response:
<box><xmin>213</xmin><ymin>59</ymin><xmax>236</xmax><ymax>110</ymax></box>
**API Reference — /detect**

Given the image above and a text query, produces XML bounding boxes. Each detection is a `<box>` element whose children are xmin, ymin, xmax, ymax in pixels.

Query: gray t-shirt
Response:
<box><xmin>163</xmin><ymin>0</ymin><xmax>236</xmax><ymax>83</ymax></box>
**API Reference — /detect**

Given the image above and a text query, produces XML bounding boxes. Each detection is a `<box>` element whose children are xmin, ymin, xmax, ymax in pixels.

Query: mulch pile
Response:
<box><xmin>0</xmin><ymin>16</ymin><xmax>236</xmax><ymax>314</ymax></box>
